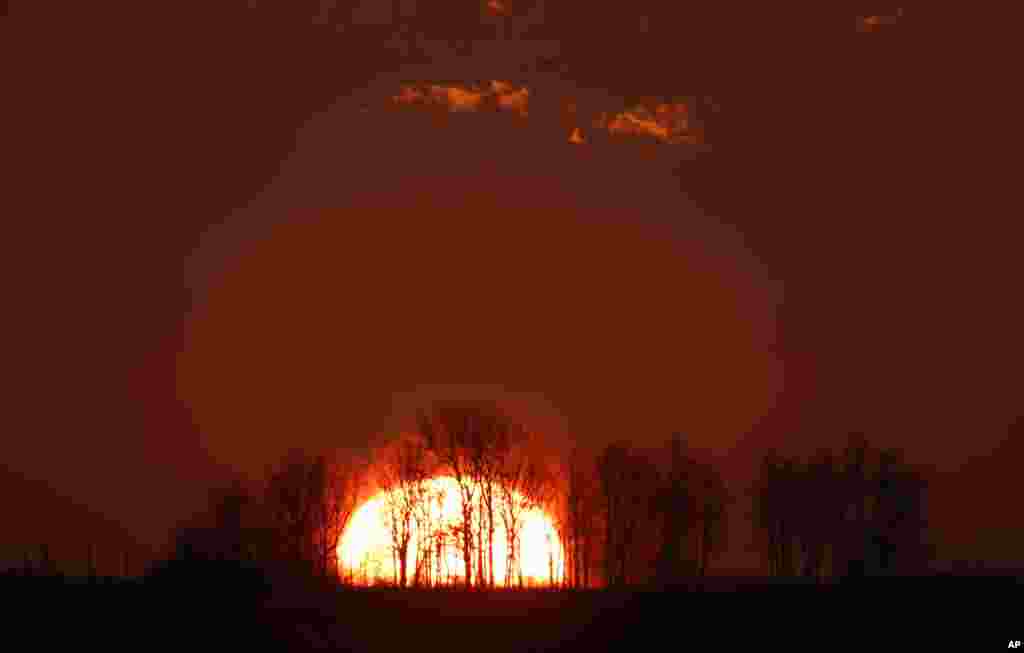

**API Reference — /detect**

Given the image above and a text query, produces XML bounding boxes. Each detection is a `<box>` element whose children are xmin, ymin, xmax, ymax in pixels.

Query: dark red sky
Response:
<box><xmin>180</xmin><ymin>98</ymin><xmax>781</xmax><ymax>467</ymax></box>
<box><xmin>3</xmin><ymin>3</ymin><xmax>1019</xmax><ymax>571</ymax></box>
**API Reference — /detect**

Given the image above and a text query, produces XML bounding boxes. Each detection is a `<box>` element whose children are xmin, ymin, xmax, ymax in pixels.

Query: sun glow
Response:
<box><xmin>338</xmin><ymin>476</ymin><xmax>563</xmax><ymax>586</ymax></box>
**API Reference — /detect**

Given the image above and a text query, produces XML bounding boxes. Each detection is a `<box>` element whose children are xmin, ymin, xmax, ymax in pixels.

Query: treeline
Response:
<box><xmin>560</xmin><ymin>437</ymin><xmax>729</xmax><ymax>588</ymax></box>
<box><xmin>146</xmin><ymin>451</ymin><xmax>363</xmax><ymax>593</ymax></box>
<box><xmin>751</xmin><ymin>435</ymin><xmax>931</xmax><ymax>580</ymax></box>
<box><xmin>143</xmin><ymin>400</ymin><xmax>930</xmax><ymax>590</ymax></box>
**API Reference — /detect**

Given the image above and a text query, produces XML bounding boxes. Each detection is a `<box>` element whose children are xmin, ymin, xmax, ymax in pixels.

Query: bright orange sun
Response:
<box><xmin>338</xmin><ymin>476</ymin><xmax>563</xmax><ymax>586</ymax></box>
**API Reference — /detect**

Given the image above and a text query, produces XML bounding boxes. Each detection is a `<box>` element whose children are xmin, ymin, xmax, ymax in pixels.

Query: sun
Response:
<box><xmin>338</xmin><ymin>476</ymin><xmax>563</xmax><ymax>587</ymax></box>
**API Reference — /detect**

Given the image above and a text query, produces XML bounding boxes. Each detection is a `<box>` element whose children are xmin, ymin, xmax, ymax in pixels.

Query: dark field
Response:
<box><xmin>6</xmin><ymin>572</ymin><xmax>1019</xmax><ymax>650</ymax></box>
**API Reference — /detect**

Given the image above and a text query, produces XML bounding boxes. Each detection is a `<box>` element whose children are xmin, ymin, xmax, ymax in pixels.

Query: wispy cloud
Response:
<box><xmin>601</xmin><ymin>103</ymin><xmax>697</xmax><ymax>144</ymax></box>
<box><xmin>392</xmin><ymin>81</ymin><xmax>705</xmax><ymax>146</ymax></box>
<box><xmin>392</xmin><ymin>80</ymin><xmax>529</xmax><ymax>117</ymax></box>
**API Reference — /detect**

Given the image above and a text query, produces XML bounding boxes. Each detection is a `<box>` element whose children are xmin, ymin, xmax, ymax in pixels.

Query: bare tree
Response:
<box><xmin>651</xmin><ymin>435</ymin><xmax>695</xmax><ymax>586</ymax></box>
<box><xmin>418</xmin><ymin>400</ymin><xmax>526</xmax><ymax>588</ymax></box>
<box><xmin>467</xmin><ymin>407</ymin><xmax>514</xmax><ymax>588</ymax></box>
<box><xmin>563</xmin><ymin>445</ymin><xmax>596</xmax><ymax>588</ymax></box>
<box><xmin>498</xmin><ymin>448</ymin><xmax>549</xmax><ymax>587</ymax></box>
<box><xmin>840</xmin><ymin>433</ymin><xmax>871</xmax><ymax>577</ymax></box>
<box><xmin>419</xmin><ymin>402</ymin><xmax>480</xmax><ymax>588</ymax></box>
<box><xmin>410</xmin><ymin>468</ymin><xmax>445</xmax><ymax>587</ymax></box>
<box><xmin>871</xmin><ymin>448</ymin><xmax>930</xmax><ymax>575</ymax></box>
<box><xmin>750</xmin><ymin>450</ymin><xmax>783</xmax><ymax>577</ymax></box>
<box><xmin>261</xmin><ymin>449</ymin><xmax>364</xmax><ymax>579</ymax></box>
<box><xmin>803</xmin><ymin>449</ymin><xmax>839</xmax><ymax>580</ymax></box>
<box><xmin>597</xmin><ymin>441</ymin><xmax>656</xmax><ymax>586</ymax></box>
<box><xmin>751</xmin><ymin>435</ymin><xmax>930</xmax><ymax>581</ymax></box>
<box><xmin>378</xmin><ymin>435</ymin><xmax>431</xmax><ymax>587</ymax></box>
<box><xmin>597</xmin><ymin>442</ymin><xmax>629</xmax><ymax>587</ymax></box>
<box><xmin>694</xmin><ymin>460</ymin><xmax>729</xmax><ymax>577</ymax></box>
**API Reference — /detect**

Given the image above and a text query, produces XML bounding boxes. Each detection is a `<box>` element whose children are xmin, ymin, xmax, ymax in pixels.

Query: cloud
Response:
<box><xmin>392</xmin><ymin>82</ymin><xmax>703</xmax><ymax>145</ymax></box>
<box><xmin>604</xmin><ymin>103</ymin><xmax>695</xmax><ymax>144</ymax></box>
<box><xmin>393</xmin><ymin>80</ymin><xmax>529</xmax><ymax>117</ymax></box>
<box><xmin>433</xmin><ymin>85</ymin><xmax>485</xmax><ymax>112</ymax></box>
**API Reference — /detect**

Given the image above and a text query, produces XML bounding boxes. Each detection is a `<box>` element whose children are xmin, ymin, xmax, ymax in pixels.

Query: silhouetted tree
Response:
<box><xmin>870</xmin><ymin>448</ymin><xmax>930</xmax><ymax>574</ymax></box>
<box><xmin>752</xmin><ymin>435</ymin><xmax>930</xmax><ymax>580</ymax></box>
<box><xmin>839</xmin><ymin>433</ymin><xmax>871</xmax><ymax>577</ymax></box>
<box><xmin>694</xmin><ymin>459</ymin><xmax>730</xmax><ymax>577</ymax></box>
<box><xmin>498</xmin><ymin>444</ymin><xmax>548</xmax><ymax>587</ymax></box>
<box><xmin>597</xmin><ymin>442</ymin><xmax>659</xmax><ymax>586</ymax></box>
<box><xmin>562</xmin><ymin>445</ymin><xmax>599</xmax><ymax>588</ymax></box>
<box><xmin>463</xmin><ymin>408</ymin><xmax>514</xmax><ymax>588</ymax></box>
<box><xmin>651</xmin><ymin>435</ymin><xmax>696</xmax><ymax>586</ymax></box>
<box><xmin>597</xmin><ymin>442</ymin><xmax>629</xmax><ymax>587</ymax></box>
<box><xmin>647</xmin><ymin>436</ymin><xmax>730</xmax><ymax>583</ymax></box>
<box><xmin>378</xmin><ymin>434</ymin><xmax>432</xmax><ymax>587</ymax></box>
<box><xmin>416</xmin><ymin>400</ymin><xmax>539</xmax><ymax>589</ymax></box>
<box><xmin>418</xmin><ymin>401</ymin><xmax>486</xmax><ymax>588</ymax></box>
<box><xmin>261</xmin><ymin>450</ymin><xmax>364</xmax><ymax>579</ymax></box>
<box><xmin>751</xmin><ymin>450</ymin><xmax>782</xmax><ymax>577</ymax></box>
<box><xmin>803</xmin><ymin>450</ymin><xmax>840</xmax><ymax>580</ymax></box>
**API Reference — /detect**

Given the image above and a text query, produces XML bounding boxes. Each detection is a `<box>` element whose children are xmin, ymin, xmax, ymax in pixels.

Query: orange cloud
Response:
<box><xmin>604</xmin><ymin>103</ymin><xmax>694</xmax><ymax>144</ymax></box>
<box><xmin>393</xmin><ymin>81</ymin><xmax>529</xmax><ymax>117</ymax></box>
<box><xmin>392</xmin><ymin>82</ymin><xmax>703</xmax><ymax>145</ymax></box>
<box><xmin>435</xmin><ymin>85</ymin><xmax>485</xmax><ymax>112</ymax></box>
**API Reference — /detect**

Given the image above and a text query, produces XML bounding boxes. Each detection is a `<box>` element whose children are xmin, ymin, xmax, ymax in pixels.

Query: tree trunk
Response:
<box><xmin>476</xmin><ymin>495</ymin><xmax>485</xmax><ymax>588</ymax></box>
<box><xmin>487</xmin><ymin>504</ymin><xmax>495</xmax><ymax>588</ymax></box>
<box><xmin>463</xmin><ymin>523</ymin><xmax>473</xmax><ymax>589</ymax></box>
<box><xmin>399</xmin><ymin>542</ymin><xmax>408</xmax><ymax>587</ymax></box>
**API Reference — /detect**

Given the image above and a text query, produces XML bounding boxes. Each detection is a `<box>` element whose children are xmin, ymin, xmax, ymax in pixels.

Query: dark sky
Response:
<box><xmin>3</xmin><ymin>3</ymin><xmax>1019</xmax><ymax>570</ymax></box>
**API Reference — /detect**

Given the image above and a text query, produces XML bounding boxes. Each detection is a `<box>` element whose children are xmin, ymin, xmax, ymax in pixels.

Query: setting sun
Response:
<box><xmin>338</xmin><ymin>476</ymin><xmax>563</xmax><ymax>586</ymax></box>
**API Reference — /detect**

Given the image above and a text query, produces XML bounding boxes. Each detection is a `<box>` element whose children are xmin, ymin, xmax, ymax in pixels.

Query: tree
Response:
<box><xmin>597</xmin><ymin>441</ymin><xmax>657</xmax><ymax>586</ymax></box>
<box><xmin>498</xmin><ymin>445</ymin><xmax>548</xmax><ymax>587</ymax></box>
<box><xmin>651</xmin><ymin>435</ymin><xmax>696</xmax><ymax>586</ymax></box>
<box><xmin>261</xmin><ymin>449</ymin><xmax>363</xmax><ymax>579</ymax></box>
<box><xmin>597</xmin><ymin>442</ymin><xmax>630</xmax><ymax>587</ymax></box>
<box><xmin>417</xmin><ymin>399</ymin><xmax>532</xmax><ymax>588</ymax></box>
<box><xmin>802</xmin><ymin>450</ymin><xmax>840</xmax><ymax>580</ymax></box>
<box><xmin>418</xmin><ymin>401</ymin><xmax>480</xmax><ymax>588</ymax></box>
<box><xmin>751</xmin><ymin>435</ymin><xmax>930</xmax><ymax>581</ymax></box>
<box><xmin>468</xmin><ymin>407</ymin><xmax>515</xmax><ymax>588</ymax></box>
<box><xmin>751</xmin><ymin>450</ymin><xmax>784</xmax><ymax>577</ymax></box>
<box><xmin>320</xmin><ymin>455</ymin><xmax>363</xmax><ymax>580</ymax></box>
<box><xmin>419</xmin><ymin>478</ymin><xmax>454</xmax><ymax>587</ymax></box>
<box><xmin>378</xmin><ymin>434</ymin><xmax>431</xmax><ymax>587</ymax></box>
<box><xmin>839</xmin><ymin>433</ymin><xmax>871</xmax><ymax>577</ymax></box>
<box><xmin>871</xmin><ymin>448</ymin><xmax>930</xmax><ymax>575</ymax></box>
<box><xmin>694</xmin><ymin>460</ymin><xmax>730</xmax><ymax>577</ymax></box>
<box><xmin>562</xmin><ymin>445</ymin><xmax>598</xmax><ymax>588</ymax></box>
